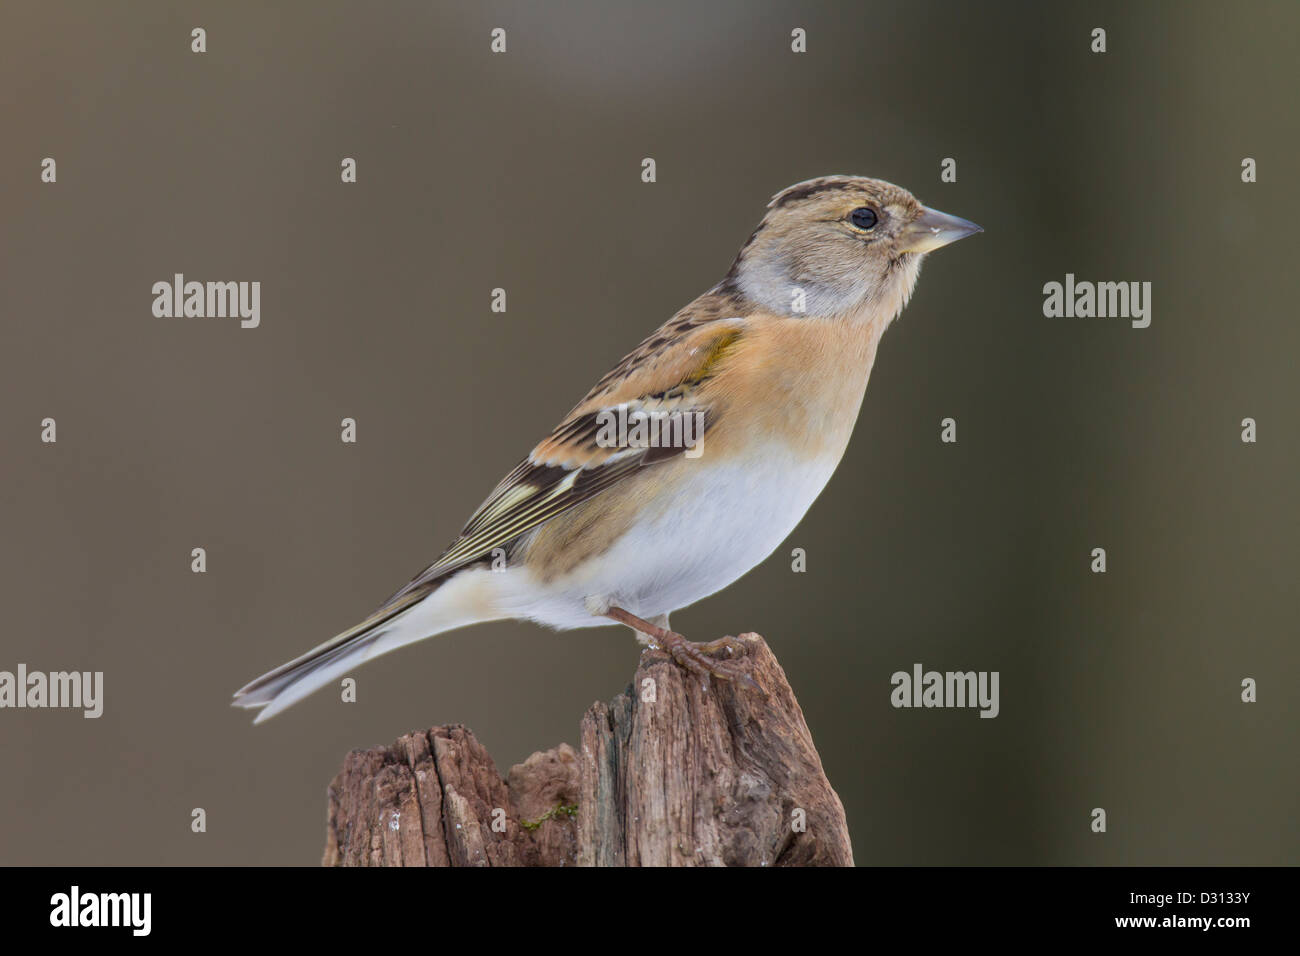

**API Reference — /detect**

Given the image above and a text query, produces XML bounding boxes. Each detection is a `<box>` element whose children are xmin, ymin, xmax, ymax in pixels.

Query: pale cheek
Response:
<box><xmin>872</xmin><ymin>256</ymin><xmax>923</xmax><ymax>318</ymax></box>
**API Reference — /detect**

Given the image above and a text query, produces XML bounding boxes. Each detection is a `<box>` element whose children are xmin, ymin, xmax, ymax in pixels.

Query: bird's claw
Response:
<box><xmin>658</xmin><ymin>632</ymin><xmax>760</xmax><ymax>691</ymax></box>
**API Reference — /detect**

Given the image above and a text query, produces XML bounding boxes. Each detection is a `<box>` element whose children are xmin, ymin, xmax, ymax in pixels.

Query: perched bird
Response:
<box><xmin>234</xmin><ymin>175</ymin><xmax>981</xmax><ymax>722</ymax></box>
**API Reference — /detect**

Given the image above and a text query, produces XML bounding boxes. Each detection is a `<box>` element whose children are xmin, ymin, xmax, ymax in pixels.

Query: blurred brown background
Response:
<box><xmin>1</xmin><ymin>0</ymin><xmax>1296</xmax><ymax>865</ymax></box>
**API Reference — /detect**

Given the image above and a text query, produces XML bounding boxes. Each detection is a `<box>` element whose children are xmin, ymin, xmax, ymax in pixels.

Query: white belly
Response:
<box><xmin>501</xmin><ymin>450</ymin><xmax>843</xmax><ymax>630</ymax></box>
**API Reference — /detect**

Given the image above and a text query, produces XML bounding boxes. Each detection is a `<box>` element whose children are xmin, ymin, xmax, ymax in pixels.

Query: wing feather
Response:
<box><xmin>376</xmin><ymin>317</ymin><xmax>745</xmax><ymax>608</ymax></box>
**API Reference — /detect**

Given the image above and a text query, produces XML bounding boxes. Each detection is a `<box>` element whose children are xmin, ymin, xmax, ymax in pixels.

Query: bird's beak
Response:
<box><xmin>898</xmin><ymin>206</ymin><xmax>983</xmax><ymax>254</ymax></box>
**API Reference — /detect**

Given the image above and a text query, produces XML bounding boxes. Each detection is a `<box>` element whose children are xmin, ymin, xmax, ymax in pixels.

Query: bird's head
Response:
<box><xmin>723</xmin><ymin>175</ymin><xmax>982</xmax><ymax>320</ymax></box>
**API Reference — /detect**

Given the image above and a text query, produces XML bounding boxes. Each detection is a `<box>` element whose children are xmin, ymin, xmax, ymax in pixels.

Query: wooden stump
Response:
<box><xmin>323</xmin><ymin>633</ymin><xmax>853</xmax><ymax>866</ymax></box>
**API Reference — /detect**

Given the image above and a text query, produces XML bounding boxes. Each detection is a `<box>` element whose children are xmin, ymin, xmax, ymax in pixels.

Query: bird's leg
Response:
<box><xmin>606</xmin><ymin>606</ymin><xmax>757</xmax><ymax>690</ymax></box>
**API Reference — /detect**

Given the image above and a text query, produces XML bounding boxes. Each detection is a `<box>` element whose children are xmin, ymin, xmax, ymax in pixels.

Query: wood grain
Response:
<box><xmin>323</xmin><ymin>633</ymin><xmax>852</xmax><ymax>867</ymax></box>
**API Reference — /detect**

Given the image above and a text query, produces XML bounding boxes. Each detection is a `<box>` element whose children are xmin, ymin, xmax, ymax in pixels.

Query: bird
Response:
<box><xmin>234</xmin><ymin>174</ymin><xmax>982</xmax><ymax>722</ymax></box>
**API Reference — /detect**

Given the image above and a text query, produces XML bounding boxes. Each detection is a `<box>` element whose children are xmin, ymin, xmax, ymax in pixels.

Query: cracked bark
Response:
<box><xmin>322</xmin><ymin>633</ymin><xmax>853</xmax><ymax>866</ymax></box>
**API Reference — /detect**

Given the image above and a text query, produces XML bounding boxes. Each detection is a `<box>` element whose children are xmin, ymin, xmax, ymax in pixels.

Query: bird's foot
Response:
<box><xmin>605</xmin><ymin>606</ymin><xmax>759</xmax><ymax>691</ymax></box>
<box><xmin>656</xmin><ymin>631</ymin><xmax>759</xmax><ymax>690</ymax></box>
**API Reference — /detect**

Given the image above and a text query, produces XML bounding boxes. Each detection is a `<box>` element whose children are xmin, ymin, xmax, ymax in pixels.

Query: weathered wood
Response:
<box><xmin>323</xmin><ymin>633</ymin><xmax>853</xmax><ymax>866</ymax></box>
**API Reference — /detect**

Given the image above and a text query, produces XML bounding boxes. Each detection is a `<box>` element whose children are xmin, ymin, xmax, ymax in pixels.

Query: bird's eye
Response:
<box><xmin>850</xmin><ymin>207</ymin><xmax>878</xmax><ymax>230</ymax></box>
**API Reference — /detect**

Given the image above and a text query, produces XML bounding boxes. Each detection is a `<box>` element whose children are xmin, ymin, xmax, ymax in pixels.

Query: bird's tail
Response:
<box><xmin>232</xmin><ymin>569</ymin><xmax>502</xmax><ymax>723</ymax></box>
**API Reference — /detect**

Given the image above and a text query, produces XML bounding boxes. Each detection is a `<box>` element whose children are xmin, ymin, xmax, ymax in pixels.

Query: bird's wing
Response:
<box><xmin>376</xmin><ymin>317</ymin><xmax>746</xmax><ymax>608</ymax></box>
